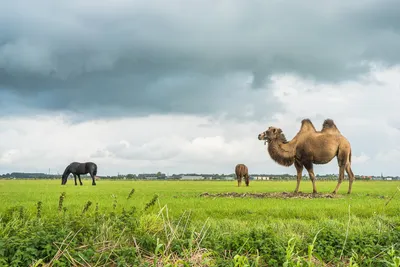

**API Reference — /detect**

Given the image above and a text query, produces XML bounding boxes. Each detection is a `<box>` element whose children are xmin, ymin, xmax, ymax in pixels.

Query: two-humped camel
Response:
<box><xmin>257</xmin><ymin>119</ymin><xmax>355</xmax><ymax>194</ymax></box>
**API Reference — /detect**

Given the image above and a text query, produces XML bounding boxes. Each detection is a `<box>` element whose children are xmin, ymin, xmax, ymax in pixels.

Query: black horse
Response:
<box><xmin>61</xmin><ymin>162</ymin><xmax>98</xmax><ymax>186</ymax></box>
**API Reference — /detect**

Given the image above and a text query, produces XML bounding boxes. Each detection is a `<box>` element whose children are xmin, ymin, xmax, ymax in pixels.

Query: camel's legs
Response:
<box><xmin>73</xmin><ymin>174</ymin><xmax>78</xmax><ymax>186</ymax></box>
<box><xmin>304</xmin><ymin>165</ymin><xmax>318</xmax><ymax>194</ymax></box>
<box><xmin>333</xmin><ymin>149</ymin><xmax>349</xmax><ymax>194</ymax></box>
<box><xmin>346</xmin><ymin>164</ymin><xmax>355</xmax><ymax>194</ymax></box>
<box><xmin>294</xmin><ymin>160</ymin><xmax>304</xmax><ymax>193</ymax></box>
<box><xmin>332</xmin><ymin>165</ymin><xmax>345</xmax><ymax>194</ymax></box>
<box><xmin>245</xmin><ymin>174</ymin><xmax>249</xmax><ymax>186</ymax></box>
<box><xmin>77</xmin><ymin>174</ymin><xmax>83</xmax><ymax>186</ymax></box>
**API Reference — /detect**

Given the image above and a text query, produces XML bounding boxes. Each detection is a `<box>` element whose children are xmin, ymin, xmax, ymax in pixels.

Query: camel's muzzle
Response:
<box><xmin>264</xmin><ymin>137</ymin><xmax>271</xmax><ymax>145</ymax></box>
<box><xmin>258</xmin><ymin>133</ymin><xmax>270</xmax><ymax>145</ymax></box>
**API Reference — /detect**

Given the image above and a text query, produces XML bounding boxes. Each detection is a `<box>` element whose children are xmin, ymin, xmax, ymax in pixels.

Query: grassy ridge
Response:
<box><xmin>0</xmin><ymin>180</ymin><xmax>399</xmax><ymax>266</ymax></box>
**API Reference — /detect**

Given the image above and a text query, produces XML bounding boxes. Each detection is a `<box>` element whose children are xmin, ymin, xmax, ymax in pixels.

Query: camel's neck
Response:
<box><xmin>267</xmin><ymin>140</ymin><xmax>296</xmax><ymax>167</ymax></box>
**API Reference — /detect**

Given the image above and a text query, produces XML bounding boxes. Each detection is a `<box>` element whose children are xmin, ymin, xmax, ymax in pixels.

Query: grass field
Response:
<box><xmin>0</xmin><ymin>179</ymin><xmax>400</xmax><ymax>266</ymax></box>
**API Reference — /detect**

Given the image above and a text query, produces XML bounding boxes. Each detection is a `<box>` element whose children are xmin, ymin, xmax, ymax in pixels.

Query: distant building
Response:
<box><xmin>180</xmin><ymin>175</ymin><xmax>204</xmax><ymax>180</ymax></box>
<box><xmin>255</xmin><ymin>176</ymin><xmax>270</xmax><ymax>180</ymax></box>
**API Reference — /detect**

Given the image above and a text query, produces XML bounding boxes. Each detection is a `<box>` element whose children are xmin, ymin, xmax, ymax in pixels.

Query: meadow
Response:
<box><xmin>0</xmin><ymin>179</ymin><xmax>399</xmax><ymax>266</ymax></box>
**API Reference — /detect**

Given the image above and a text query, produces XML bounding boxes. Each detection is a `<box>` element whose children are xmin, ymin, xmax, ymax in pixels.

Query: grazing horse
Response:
<box><xmin>235</xmin><ymin>163</ymin><xmax>250</xmax><ymax>187</ymax></box>
<box><xmin>61</xmin><ymin>162</ymin><xmax>98</xmax><ymax>186</ymax></box>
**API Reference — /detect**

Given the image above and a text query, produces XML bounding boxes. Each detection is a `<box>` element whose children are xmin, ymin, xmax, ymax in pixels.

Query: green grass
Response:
<box><xmin>1</xmin><ymin>179</ymin><xmax>400</xmax><ymax>266</ymax></box>
<box><xmin>1</xmin><ymin>179</ymin><xmax>399</xmax><ymax>222</ymax></box>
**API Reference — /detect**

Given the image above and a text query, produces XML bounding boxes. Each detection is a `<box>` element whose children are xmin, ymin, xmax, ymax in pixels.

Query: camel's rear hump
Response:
<box><xmin>321</xmin><ymin>119</ymin><xmax>341</xmax><ymax>133</ymax></box>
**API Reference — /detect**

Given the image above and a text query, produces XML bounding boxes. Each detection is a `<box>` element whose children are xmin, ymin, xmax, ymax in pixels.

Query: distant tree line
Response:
<box><xmin>0</xmin><ymin>172</ymin><xmax>392</xmax><ymax>181</ymax></box>
<box><xmin>0</xmin><ymin>172</ymin><xmax>60</xmax><ymax>179</ymax></box>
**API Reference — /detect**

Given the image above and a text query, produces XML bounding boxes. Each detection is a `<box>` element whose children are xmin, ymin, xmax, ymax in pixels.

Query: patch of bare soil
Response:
<box><xmin>199</xmin><ymin>192</ymin><xmax>340</xmax><ymax>199</ymax></box>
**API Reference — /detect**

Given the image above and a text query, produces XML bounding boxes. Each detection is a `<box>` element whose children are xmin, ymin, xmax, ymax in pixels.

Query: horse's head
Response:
<box><xmin>61</xmin><ymin>173</ymin><xmax>69</xmax><ymax>185</ymax></box>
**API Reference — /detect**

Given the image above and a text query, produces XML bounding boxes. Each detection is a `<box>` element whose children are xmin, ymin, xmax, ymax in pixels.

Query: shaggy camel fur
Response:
<box><xmin>235</xmin><ymin>164</ymin><xmax>250</xmax><ymax>187</ymax></box>
<box><xmin>257</xmin><ymin>119</ymin><xmax>355</xmax><ymax>194</ymax></box>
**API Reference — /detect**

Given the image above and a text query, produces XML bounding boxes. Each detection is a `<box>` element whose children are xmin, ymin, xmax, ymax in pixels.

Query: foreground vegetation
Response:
<box><xmin>0</xmin><ymin>180</ymin><xmax>399</xmax><ymax>266</ymax></box>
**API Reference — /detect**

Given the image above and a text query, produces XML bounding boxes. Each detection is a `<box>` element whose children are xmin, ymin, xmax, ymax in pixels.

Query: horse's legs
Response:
<box><xmin>237</xmin><ymin>175</ymin><xmax>242</xmax><ymax>187</ymax></box>
<box><xmin>90</xmin><ymin>172</ymin><xmax>96</xmax><ymax>186</ymax></box>
<box><xmin>304</xmin><ymin>162</ymin><xmax>317</xmax><ymax>194</ymax></box>
<box><xmin>294</xmin><ymin>160</ymin><xmax>304</xmax><ymax>193</ymax></box>
<box><xmin>346</xmin><ymin>164</ymin><xmax>355</xmax><ymax>194</ymax></box>
<box><xmin>77</xmin><ymin>174</ymin><xmax>83</xmax><ymax>185</ymax></box>
<box><xmin>73</xmin><ymin>174</ymin><xmax>77</xmax><ymax>186</ymax></box>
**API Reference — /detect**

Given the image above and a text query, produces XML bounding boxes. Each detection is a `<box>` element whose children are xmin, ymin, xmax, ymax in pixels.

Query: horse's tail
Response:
<box><xmin>92</xmin><ymin>163</ymin><xmax>97</xmax><ymax>176</ymax></box>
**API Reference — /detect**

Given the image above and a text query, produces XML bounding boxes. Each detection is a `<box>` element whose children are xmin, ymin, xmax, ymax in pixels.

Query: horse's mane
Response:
<box><xmin>61</xmin><ymin>164</ymin><xmax>71</xmax><ymax>179</ymax></box>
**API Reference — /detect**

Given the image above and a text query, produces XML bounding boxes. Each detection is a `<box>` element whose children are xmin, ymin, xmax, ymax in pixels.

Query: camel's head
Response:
<box><xmin>258</xmin><ymin>127</ymin><xmax>283</xmax><ymax>145</ymax></box>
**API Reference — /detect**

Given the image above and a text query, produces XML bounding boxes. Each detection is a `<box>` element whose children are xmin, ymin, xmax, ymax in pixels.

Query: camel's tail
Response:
<box><xmin>349</xmin><ymin>149</ymin><xmax>352</xmax><ymax>164</ymax></box>
<box><xmin>348</xmin><ymin>149</ymin><xmax>355</xmax><ymax>180</ymax></box>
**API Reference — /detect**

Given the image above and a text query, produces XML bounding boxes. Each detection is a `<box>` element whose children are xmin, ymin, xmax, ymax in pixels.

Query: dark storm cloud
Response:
<box><xmin>0</xmin><ymin>0</ymin><xmax>400</xmax><ymax>118</ymax></box>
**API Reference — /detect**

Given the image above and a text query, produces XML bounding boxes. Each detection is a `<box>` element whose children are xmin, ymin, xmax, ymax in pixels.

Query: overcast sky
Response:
<box><xmin>1</xmin><ymin>0</ymin><xmax>399</xmax><ymax>176</ymax></box>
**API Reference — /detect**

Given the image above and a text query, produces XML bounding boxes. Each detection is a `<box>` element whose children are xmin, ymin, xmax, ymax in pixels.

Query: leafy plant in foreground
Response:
<box><xmin>1</xmin><ymin>185</ymin><xmax>400</xmax><ymax>266</ymax></box>
<box><xmin>36</xmin><ymin>201</ymin><xmax>42</xmax><ymax>219</ymax></box>
<box><xmin>127</xmin><ymin>188</ymin><xmax>135</xmax><ymax>200</ymax></box>
<box><xmin>82</xmin><ymin>201</ymin><xmax>92</xmax><ymax>214</ymax></box>
<box><xmin>58</xmin><ymin>192</ymin><xmax>66</xmax><ymax>212</ymax></box>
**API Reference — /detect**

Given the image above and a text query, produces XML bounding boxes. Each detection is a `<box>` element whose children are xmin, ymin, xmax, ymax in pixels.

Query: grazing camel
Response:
<box><xmin>235</xmin><ymin>164</ymin><xmax>250</xmax><ymax>187</ymax></box>
<box><xmin>257</xmin><ymin>119</ymin><xmax>355</xmax><ymax>194</ymax></box>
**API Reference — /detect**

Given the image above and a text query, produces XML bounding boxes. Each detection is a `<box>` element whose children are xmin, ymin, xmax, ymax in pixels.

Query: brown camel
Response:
<box><xmin>257</xmin><ymin>119</ymin><xmax>355</xmax><ymax>194</ymax></box>
<box><xmin>235</xmin><ymin>164</ymin><xmax>250</xmax><ymax>187</ymax></box>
